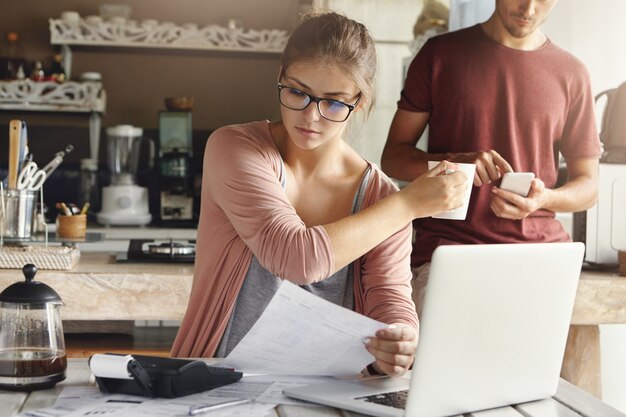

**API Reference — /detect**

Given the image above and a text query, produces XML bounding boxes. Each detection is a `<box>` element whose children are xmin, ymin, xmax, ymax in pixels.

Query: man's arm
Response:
<box><xmin>381</xmin><ymin>109</ymin><xmax>432</xmax><ymax>181</ymax></box>
<box><xmin>382</xmin><ymin>109</ymin><xmax>513</xmax><ymax>185</ymax></box>
<box><xmin>490</xmin><ymin>157</ymin><xmax>599</xmax><ymax>219</ymax></box>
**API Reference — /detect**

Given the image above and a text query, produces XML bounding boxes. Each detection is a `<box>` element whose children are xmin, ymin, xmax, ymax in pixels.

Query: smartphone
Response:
<box><xmin>499</xmin><ymin>172</ymin><xmax>535</xmax><ymax>197</ymax></box>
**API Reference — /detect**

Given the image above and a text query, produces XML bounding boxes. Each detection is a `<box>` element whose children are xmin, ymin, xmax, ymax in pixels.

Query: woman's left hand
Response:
<box><xmin>364</xmin><ymin>323</ymin><xmax>417</xmax><ymax>376</ymax></box>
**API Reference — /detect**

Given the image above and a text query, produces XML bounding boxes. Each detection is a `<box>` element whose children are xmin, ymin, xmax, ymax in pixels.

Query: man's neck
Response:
<box><xmin>481</xmin><ymin>15</ymin><xmax>547</xmax><ymax>51</ymax></box>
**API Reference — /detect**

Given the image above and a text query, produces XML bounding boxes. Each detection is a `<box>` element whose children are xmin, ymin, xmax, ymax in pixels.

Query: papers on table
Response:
<box><xmin>19</xmin><ymin>280</ymin><xmax>386</xmax><ymax>416</ymax></box>
<box><xmin>19</xmin><ymin>386</ymin><xmax>276</xmax><ymax>417</ymax></box>
<box><xmin>225</xmin><ymin>280</ymin><xmax>387</xmax><ymax>376</ymax></box>
<box><xmin>18</xmin><ymin>374</ymin><xmax>330</xmax><ymax>417</ymax></box>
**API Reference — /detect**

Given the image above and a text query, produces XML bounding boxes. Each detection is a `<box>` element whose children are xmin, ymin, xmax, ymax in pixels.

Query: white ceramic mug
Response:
<box><xmin>428</xmin><ymin>161</ymin><xmax>476</xmax><ymax>220</ymax></box>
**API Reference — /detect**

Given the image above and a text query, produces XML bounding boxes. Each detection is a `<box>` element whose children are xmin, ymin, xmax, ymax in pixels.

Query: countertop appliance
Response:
<box><xmin>572</xmin><ymin>82</ymin><xmax>626</xmax><ymax>265</ymax></box>
<box><xmin>97</xmin><ymin>125</ymin><xmax>153</xmax><ymax>226</ymax></box>
<box><xmin>573</xmin><ymin>163</ymin><xmax>626</xmax><ymax>265</ymax></box>
<box><xmin>115</xmin><ymin>239</ymin><xmax>195</xmax><ymax>263</ymax></box>
<box><xmin>158</xmin><ymin>111</ymin><xmax>194</xmax><ymax>225</ymax></box>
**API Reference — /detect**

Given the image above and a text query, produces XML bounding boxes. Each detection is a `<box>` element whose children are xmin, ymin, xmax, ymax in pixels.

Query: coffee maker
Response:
<box><xmin>158</xmin><ymin>111</ymin><xmax>194</xmax><ymax>224</ymax></box>
<box><xmin>97</xmin><ymin>125</ymin><xmax>152</xmax><ymax>226</ymax></box>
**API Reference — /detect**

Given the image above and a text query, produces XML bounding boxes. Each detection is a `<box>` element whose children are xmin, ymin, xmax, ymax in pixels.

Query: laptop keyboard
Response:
<box><xmin>355</xmin><ymin>389</ymin><xmax>408</xmax><ymax>410</ymax></box>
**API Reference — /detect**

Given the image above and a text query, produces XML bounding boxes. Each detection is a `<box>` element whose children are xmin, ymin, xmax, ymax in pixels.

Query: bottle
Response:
<box><xmin>79</xmin><ymin>158</ymin><xmax>100</xmax><ymax>218</ymax></box>
<box><xmin>49</xmin><ymin>52</ymin><xmax>66</xmax><ymax>82</ymax></box>
<box><xmin>0</xmin><ymin>32</ymin><xmax>24</xmax><ymax>80</ymax></box>
<box><xmin>30</xmin><ymin>60</ymin><xmax>45</xmax><ymax>81</ymax></box>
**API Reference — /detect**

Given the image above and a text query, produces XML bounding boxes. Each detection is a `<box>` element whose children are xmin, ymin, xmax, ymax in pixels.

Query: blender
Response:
<box><xmin>97</xmin><ymin>125</ymin><xmax>152</xmax><ymax>226</ymax></box>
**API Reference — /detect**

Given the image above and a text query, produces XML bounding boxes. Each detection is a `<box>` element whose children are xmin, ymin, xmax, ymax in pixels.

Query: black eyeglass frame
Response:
<box><xmin>277</xmin><ymin>83</ymin><xmax>361</xmax><ymax>123</ymax></box>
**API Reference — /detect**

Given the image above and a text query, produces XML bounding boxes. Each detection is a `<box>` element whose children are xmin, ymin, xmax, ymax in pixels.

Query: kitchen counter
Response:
<box><xmin>0</xmin><ymin>252</ymin><xmax>193</xmax><ymax>321</ymax></box>
<box><xmin>1</xmin><ymin>257</ymin><xmax>624</xmax><ymax>399</ymax></box>
<box><xmin>72</xmin><ymin>226</ymin><xmax>198</xmax><ymax>252</ymax></box>
<box><xmin>2</xmin><ymin>257</ymin><xmax>622</xmax><ymax>324</ymax></box>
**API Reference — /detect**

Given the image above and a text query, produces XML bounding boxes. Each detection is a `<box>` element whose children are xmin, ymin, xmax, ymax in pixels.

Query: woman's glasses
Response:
<box><xmin>277</xmin><ymin>83</ymin><xmax>360</xmax><ymax>122</ymax></box>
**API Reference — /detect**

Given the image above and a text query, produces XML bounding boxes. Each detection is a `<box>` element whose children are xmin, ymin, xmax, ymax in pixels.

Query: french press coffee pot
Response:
<box><xmin>0</xmin><ymin>264</ymin><xmax>66</xmax><ymax>391</ymax></box>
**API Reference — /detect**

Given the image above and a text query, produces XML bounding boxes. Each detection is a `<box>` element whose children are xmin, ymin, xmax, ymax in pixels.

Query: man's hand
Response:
<box><xmin>452</xmin><ymin>150</ymin><xmax>513</xmax><ymax>186</ymax></box>
<box><xmin>363</xmin><ymin>323</ymin><xmax>417</xmax><ymax>377</ymax></box>
<box><xmin>490</xmin><ymin>178</ymin><xmax>550</xmax><ymax>219</ymax></box>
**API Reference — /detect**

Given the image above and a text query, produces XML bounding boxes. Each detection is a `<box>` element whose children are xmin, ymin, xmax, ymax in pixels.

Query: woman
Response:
<box><xmin>171</xmin><ymin>11</ymin><xmax>467</xmax><ymax>376</ymax></box>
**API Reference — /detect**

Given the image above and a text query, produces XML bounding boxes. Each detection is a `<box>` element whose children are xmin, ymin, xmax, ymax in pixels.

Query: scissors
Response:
<box><xmin>16</xmin><ymin>161</ymin><xmax>47</xmax><ymax>191</ymax></box>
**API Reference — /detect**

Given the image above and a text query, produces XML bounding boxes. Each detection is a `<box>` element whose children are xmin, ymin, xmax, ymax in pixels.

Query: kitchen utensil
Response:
<box><xmin>18</xmin><ymin>121</ymin><xmax>28</xmax><ymax>173</ymax></box>
<box><xmin>2</xmin><ymin>189</ymin><xmax>37</xmax><ymax>239</ymax></box>
<box><xmin>41</xmin><ymin>145</ymin><xmax>74</xmax><ymax>177</ymax></box>
<box><xmin>0</xmin><ymin>264</ymin><xmax>67</xmax><ymax>391</ymax></box>
<box><xmin>16</xmin><ymin>162</ymin><xmax>47</xmax><ymax>191</ymax></box>
<box><xmin>7</xmin><ymin>120</ymin><xmax>22</xmax><ymax>189</ymax></box>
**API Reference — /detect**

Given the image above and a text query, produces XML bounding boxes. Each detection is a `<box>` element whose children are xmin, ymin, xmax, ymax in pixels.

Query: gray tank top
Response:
<box><xmin>215</xmin><ymin>164</ymin><xmax>372</xmax><ymax>357</ymax></box>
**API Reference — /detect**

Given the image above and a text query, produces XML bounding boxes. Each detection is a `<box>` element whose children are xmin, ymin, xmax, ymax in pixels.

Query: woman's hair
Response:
<box><xmin>280</xmin><ymin>11</ymin><xmax>378</xmax><ymax>120</ymax></box>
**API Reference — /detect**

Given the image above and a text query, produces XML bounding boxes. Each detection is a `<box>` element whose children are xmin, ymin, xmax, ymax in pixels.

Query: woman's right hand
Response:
<box><xmin>400</xmin><ymin>161</ymin><xmax>468</xmax><ymax>219</ymax></box>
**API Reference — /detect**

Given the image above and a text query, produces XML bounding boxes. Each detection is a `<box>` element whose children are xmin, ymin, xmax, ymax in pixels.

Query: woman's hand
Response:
<box><xmin>401</xmin><ymin>161</ymin><xmax>468</xmax><ymax>219</ymax></box>
<box><xmin>364</xmin><ymin>323</ymin><xmax>418</xmax><ymax>377</ymax></box>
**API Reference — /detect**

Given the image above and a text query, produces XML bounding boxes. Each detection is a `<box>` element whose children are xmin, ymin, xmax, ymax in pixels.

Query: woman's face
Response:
<box><xmin>279</xmin><ymin>60</ymin><xmax>362</xmax><ymax>152</ymax></box>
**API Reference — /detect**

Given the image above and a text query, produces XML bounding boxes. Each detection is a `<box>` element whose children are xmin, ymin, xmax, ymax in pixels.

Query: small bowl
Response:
<box><xmin>165</xmin><ymin>97</ymin><xmax>195</xmax><ymax>111</ymax></box>
<box><xmin>98</xmin><ymin>4</ymin><xmax>132</xmax><ymax>20</ymax></box>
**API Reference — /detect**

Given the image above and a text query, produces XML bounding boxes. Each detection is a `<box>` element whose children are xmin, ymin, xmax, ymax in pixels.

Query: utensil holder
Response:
<box><xmin>1</xmin><ymin>189</ymin><xmax>37</xmax><ymax>239</ymax></box>
<box><xmin>57</xmin><ymin>214</ymin><xmax>87</xmax><ymax>239</ymax></box>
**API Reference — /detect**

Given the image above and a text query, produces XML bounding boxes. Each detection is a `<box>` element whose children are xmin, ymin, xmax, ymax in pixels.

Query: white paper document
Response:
<box><xmin>224</xmin><ymin>280</ymin><xmax>387</xmax><ymax>376</ymax></box>
<box><xmin>19</xmin><ymin>386</ymin><xmax>275</xmax><ymax>417</ymax></box>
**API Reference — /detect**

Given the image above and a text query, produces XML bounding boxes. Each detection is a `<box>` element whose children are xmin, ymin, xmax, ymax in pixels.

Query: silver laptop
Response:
<box><xmin>284</xmin><ymin>242</ymin><xmax>584</xmax><ymax>417</ymax></box>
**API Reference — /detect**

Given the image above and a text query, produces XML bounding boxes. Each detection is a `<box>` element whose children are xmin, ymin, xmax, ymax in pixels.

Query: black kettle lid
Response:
<box><xmin>0</xmin><ymin>264</ymin><xmax>62</xmax><ymax>303</ymax></box>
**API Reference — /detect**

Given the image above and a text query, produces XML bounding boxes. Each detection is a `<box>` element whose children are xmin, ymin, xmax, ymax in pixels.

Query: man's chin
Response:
<box><xmin>507</xmin><ymin>26</ymin><xmax>537</xmax><ymax>39</ymax></box>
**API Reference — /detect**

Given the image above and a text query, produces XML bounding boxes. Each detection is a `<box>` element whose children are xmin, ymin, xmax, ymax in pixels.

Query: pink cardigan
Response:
<box><xmin>171</xmin><ymin>121</ymin><xmax>418</xmax><ymax>358</ymax></box>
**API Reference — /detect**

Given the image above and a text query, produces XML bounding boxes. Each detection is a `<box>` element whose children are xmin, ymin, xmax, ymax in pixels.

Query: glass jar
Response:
<box><xmin>0</xmin><ymin>264</ymin><xmax>66</xmax><ymax>391</ymax></box>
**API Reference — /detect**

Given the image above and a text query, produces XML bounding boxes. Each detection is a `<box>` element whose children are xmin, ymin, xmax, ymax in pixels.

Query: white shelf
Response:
<box><xmin>49</xmin><ymin>17</ymin><xmax>288</xmax><ymax>54</ymax></box>
<box><xmin>0</xmin><ymin>79</ymin><xmax>106</xmax><ymax>113</ymax></box>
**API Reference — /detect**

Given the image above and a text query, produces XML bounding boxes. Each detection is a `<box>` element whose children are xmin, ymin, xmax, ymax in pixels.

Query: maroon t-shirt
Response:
<box><xmin>399</xmin><ymin>25</ymin><xmax>601</xmax><ymax>266</ymax></box>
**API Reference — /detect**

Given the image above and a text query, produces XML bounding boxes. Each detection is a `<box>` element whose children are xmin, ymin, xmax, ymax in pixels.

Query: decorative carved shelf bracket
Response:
<box><xmin>49</xmin><ymin>18</ymin><xmax>289</xmax><ymax>54</ymax></box>
<box><xmin>0</xmin><ymin>80</ymin><xmax>106</xmax><ymax>113</ymax></box>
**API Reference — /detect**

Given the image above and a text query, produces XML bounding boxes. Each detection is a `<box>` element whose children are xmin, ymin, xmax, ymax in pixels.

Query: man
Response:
<box><xmin>381</xmin><ymin>0</ymin><xmax>602</xmax><ymax>397</ymax></box>
<box><xmin>382</xmin><ymin>0</ymin><xmax>600</xmax><ymax>310</ymax></box>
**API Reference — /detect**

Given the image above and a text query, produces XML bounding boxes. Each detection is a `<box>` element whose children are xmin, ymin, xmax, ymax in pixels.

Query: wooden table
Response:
<box><xmin>1</xmin><ymin>359</ymin><xmax>624</xmax><ymax>417</ymax></box>
<box><xmin>562</xmin><ymin>269</ymin><xmax>626</xmax><ymax>398</ymax></box>
<box><xmin>1</xmin><ymin>256</ymin><xmax>625</xmax><ymax>398</ymax></box>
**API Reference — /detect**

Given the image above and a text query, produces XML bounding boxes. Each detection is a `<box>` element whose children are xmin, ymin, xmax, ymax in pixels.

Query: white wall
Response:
<box><xmin>314</xmin><ymin>0</ymin><xmax>424</xmax><ymax>167</ymax></box>
<box><xmin>542</xmin><ymin>1</ymin><xmax>626</xmax><ymax>412</ymax></box>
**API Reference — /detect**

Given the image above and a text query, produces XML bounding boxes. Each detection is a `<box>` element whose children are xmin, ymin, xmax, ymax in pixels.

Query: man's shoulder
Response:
<box><xmin>425</xmin><ymin>24</ymin><xmax>481</xmax><ymax>47</ymax></box>
<box><xmin>544</xmin><ymin>40</ymin><xmax>588</xmax><ymax>72</ymax></box>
